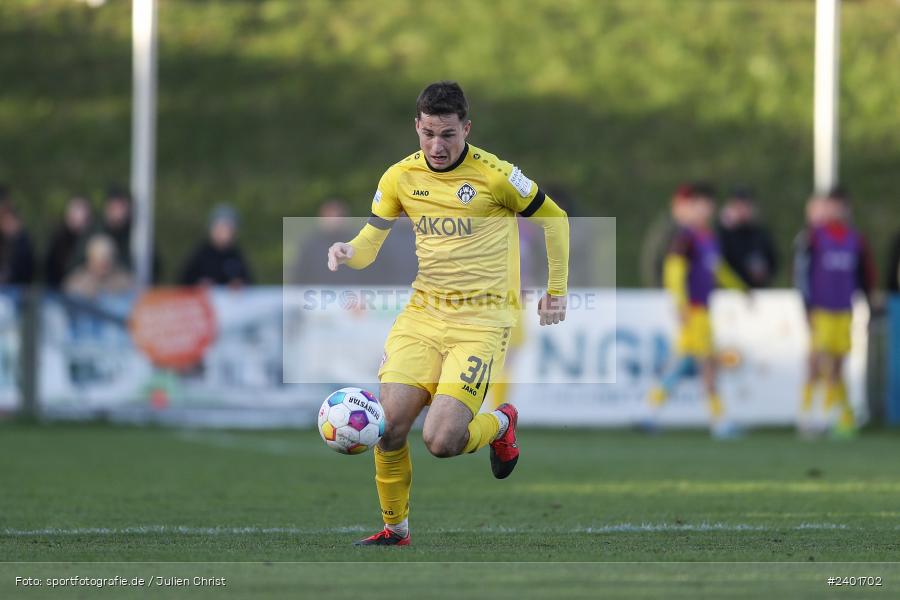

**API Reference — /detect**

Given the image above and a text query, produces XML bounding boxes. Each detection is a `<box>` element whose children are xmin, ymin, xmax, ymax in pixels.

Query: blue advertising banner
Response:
<box><xmin>887</xmin><ymin>296</ymin><xmax>900</xmax><ymax>426</ymax></box>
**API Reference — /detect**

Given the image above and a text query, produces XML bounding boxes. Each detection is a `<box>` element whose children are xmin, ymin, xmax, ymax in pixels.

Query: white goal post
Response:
<box><xmin>814</xmin><ymin>0</ymin><xmax>840</xmax><ymax>195</ymax></box>
<box><xmin>130</xmin><ymin>0</ymin><xmax>158</xmax><ymax>288</ymax></box>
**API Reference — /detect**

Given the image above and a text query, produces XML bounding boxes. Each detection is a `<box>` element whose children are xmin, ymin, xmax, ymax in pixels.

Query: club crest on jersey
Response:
<box><xmin>456</xmin><ymin>183</ymin><xmax>477</xmax><ymax>205</ymax></box>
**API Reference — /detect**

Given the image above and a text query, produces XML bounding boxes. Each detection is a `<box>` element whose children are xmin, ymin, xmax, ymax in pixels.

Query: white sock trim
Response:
<box><xmin>492</xmin><ymin>410</ymin><xmax>510</xmax><ymax>438</ymax></box>
<box><xmin>386</xmin><ymin>518</ymin><xmax>408</xmax><ymax>538</ymax></box>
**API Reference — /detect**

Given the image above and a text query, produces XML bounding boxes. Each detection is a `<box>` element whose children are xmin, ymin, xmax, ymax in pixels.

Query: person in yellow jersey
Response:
<box><xmin>643</xmin><ymin>183</ymin><xmax>746</xmax><ymax>439</ymax></box>
<box><xmin>327</xmin><ymin>81</ymin><xmax>569</xmax><ymax>546</ymax></box>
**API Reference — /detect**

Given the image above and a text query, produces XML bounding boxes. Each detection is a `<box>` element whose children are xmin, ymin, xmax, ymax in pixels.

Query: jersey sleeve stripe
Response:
<box><xmin>519</xmin><ymin>189</ymin><xmax>546</xmax><ymax>217</ymax></box>
<box><xmin>368</xmin><ymin>213</ymin><xmax>395</xmax><ymax>230</ymax></box>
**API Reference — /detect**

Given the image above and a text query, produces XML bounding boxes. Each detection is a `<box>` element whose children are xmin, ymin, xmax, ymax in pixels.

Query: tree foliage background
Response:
<box><xmin>1</xmin><ymin>0</ymin><xmax>898</xmax><ymax>285</ymax></box>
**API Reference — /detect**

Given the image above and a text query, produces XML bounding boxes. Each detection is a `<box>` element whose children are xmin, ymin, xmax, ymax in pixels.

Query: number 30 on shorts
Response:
<box><xmin>459</xmin><ymin>355</ymin><xmax>493</xmax><ymax>390</ymax></box>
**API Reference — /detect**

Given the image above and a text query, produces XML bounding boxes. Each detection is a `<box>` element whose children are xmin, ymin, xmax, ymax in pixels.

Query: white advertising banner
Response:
<box><xmin>38</xmin><ymin>287</ymin><xmax>867</xmax><ymax>428</ymax></box>
<box><xmin>40</xmin><ymin>289</ymin><xmax>325</xmax><ymax>426</ymax></box>
<box><xmin>506</xmin><ymin>290</ymin><xmax>868</xmax><ymax>426</ymax></box>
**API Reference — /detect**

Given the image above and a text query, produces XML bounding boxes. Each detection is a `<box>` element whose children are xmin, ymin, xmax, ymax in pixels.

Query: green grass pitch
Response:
<box><xmin>1</xmin><ymin>423</ymin><xmax>899</xmax><ymax>598</ymax></box>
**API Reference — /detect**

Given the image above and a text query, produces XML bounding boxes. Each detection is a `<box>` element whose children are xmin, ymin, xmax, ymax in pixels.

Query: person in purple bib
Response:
<box><xmin>796</xmin><ymin>187</ymin><xmax>876</xmax><ymax>438</ymax></box>
<box><xmin>645</xmin><ymin>183</ymin><xmax>746</xmax><ymax>439</ymax></box>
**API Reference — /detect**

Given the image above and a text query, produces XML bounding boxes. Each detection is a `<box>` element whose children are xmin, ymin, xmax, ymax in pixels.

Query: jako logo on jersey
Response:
<box><xmin>373</xmin><ymin>190</ymin><xmax>382</xmax><ymax>204</ymax></box>
<box><xmin>456</xmin><ymin>183</ymin><xmax>477</xmax><ymax>205</ymax></box>
<box><xmin>415</xmin><ymin>216</ymin><xmax>473</xmax><ymax>237</ymax></box>
<box><xmin>412</xmin><ymin>190</ymin><xmax>429</xmax><ymax>197</ymax></box>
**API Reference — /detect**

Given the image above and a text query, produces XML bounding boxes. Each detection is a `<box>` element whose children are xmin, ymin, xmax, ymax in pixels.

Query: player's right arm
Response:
<box><xmin>328</xmin><ymin>166</ymin><xmax>402</xmax><ymax>272</ymax></box>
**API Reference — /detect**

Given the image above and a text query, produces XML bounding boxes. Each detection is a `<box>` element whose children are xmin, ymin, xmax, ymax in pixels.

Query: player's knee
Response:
<box><xmin>379</xmin><ymin>422</ymin><xmax>409</xmax><ymax>451</ymax></box>
<box><xmin>422</xmin><ymin>430</ymin><xmax>463</xmax><ymax>458</ymax></box>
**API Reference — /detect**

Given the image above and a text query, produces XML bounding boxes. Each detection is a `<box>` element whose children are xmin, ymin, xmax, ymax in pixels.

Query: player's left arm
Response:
<box><xmin>528</xmin><ymin>198</ymin><xmax>569</xmax><ymax>325</ymax></box>
<box><xmin>494</xmin><ymin>164</ymin><xmax>569</xmax><ymax>326</ymax></box>
<box><xmin>715</xmin><ymin>260</ymin><xmax>748</xmax><ymax>291</ymax></box>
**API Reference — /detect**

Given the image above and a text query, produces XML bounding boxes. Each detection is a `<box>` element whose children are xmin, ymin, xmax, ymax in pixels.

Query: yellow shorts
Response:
<box><xmin>508</xmin><ymin>313</ymin><xmax>526</xmax><ymax>350</ymax></box>
<box><xmin>811</xmin><ymin>309</ymin><xmax>852</xmax><ymax>355</ymax></box>
<box><xmin>379</xmin><ymin>304</ymin><xmax>510</xmax><ymax>415</ymax></box>
<box><xmin>676</xmin><ymin>306</ymin><xmax>713</xmax><ymax>358</ymax></box>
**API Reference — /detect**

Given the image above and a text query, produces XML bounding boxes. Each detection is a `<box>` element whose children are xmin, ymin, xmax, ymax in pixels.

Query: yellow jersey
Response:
<box><xmin>349</xmin><ymin>142</ymin><xmax>568</xmax><ymax>327</ymax></box>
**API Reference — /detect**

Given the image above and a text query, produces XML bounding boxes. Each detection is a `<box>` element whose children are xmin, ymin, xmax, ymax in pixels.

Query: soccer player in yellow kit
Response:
<box><xmin>327</xmin><ymin>81</ymin><xmax>569</xmax><ymax>546</ymax></box>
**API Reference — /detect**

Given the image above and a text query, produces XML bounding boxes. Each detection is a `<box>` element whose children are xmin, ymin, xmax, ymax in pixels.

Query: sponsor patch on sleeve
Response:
<box><xmin>372</xmin><ymin>190</ymin><xmax>383</xmax><ymax>205</ymax></box>
<box><xmin>508</xmin><ymin>166</ymin><xmax>534</xmax><ymax>198</ymax></box>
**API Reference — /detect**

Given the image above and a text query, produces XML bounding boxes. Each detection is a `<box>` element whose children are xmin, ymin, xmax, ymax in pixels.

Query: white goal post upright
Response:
<box><xmin>814</xmin><ymin>0</ymin><xmax>840</xmax><ymax>195</ymax></box>
<box><xmin>131</xmin><ymin>0</ymin><xmax>158</xmax><ymax>289</ymax></box>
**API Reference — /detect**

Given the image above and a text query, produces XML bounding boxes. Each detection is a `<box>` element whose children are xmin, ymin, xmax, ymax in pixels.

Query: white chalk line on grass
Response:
<box><xmin>1</xmin><ymin>523</ymin><xmax>854</xmax><ymax>537</ymax></box>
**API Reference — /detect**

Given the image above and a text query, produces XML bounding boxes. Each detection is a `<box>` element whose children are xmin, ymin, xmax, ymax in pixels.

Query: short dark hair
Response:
<box><xmin>105</xmin><ymin>184</ymin><xmax>131</xmax><ymax>203</ymax></box>
<box><xmin>416</xmin><ymin>81</ymin><xmax>468</xmax><ymax>120</ymax></box>
<box><xmin>690</xmin><ymin>181</ymin><xmax>717</xmax><ymax>202</ymax></box>
<box><xmin>729</xmin><ymin>185</ymin><xmax>755</xmax><ymax>202</ymax></box>
<box><xmin>827</xmin><ymin>185</ymin><xmax>850</xmax><ymax>203</ymax></box>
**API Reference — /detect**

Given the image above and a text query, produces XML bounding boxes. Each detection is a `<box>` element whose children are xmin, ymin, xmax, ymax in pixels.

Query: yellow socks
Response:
<box><xmin>824</xmin><ymin>382</ymin><xmax>838</xmax><ymax>412</ymax></box>
<box><xmin>707</xmin><ymin>393</ymin><xmax>724</xmax><ymax>420</ymax></box>
<box><xmin>462</xmin><ymin>413</ymin><xmax>500</xmax><ymax>454</ymax></box>
<box><xmin>801</xmin><ymin>382</ymin><xmax>815</xmax><ymax>413</ymax></box>
<box><xmin>648</xmin><ymin>386</ymin><xmax>666</xmax><ymax>408</ymax></box>
<box><xmin>826</xmin><ymin>381</ymin><xmax>854</xmax><ymax>427</ymax></box>
<box><xmin>374</xmin><ymin>443</ymin><xmax>411</xmax><ymax>526</ymax></box>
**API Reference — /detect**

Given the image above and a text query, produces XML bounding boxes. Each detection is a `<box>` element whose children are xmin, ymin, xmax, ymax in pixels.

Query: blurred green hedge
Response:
<box><xmin>1</xmin><ymin>0</ymin><xmax>898</xmax><ymax>285</ymax></box>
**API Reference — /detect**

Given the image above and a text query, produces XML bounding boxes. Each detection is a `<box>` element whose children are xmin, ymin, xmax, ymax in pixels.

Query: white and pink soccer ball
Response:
<box><xmin>317</xmin><ymin>387</ymin><xmax>385</xmax><ymax>454</ymax></box>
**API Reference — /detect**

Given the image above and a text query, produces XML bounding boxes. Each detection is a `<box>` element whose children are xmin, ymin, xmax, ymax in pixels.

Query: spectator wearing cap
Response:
<box><xmin>716</xmin><ymin>186</ymin><xmax>778</xmax><ymax>288</ymax></box>
<box><xmin>179</xmin><ymin>205</ymin><xmax>253</xmax><ymax>287</ymax></box>
<box><xmin>64</xmin><ymin>233</ymin><xmax>134</xmax><ymax>297</ymax></box>
<box><xmin>45</xmin><ymin>195</ymin><xmax>94</xmax><ymax>288</ymax></box>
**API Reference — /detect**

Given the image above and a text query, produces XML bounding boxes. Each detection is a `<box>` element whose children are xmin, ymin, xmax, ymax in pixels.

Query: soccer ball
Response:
<box><xmin>317</xmin><ymin>387</ymin><xmax>385</xmax><ymax>454</ymax></box>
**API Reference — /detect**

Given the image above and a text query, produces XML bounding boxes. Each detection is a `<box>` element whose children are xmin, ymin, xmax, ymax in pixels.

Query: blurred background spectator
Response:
<box><xmin>716</xmin><ymin>186</ymin><xmax>778</xmax><ymax>288</ymax></box>
<box><xmin>44</xmin><ymin>195</ymin><xmax>94</xmax><ymax>289</ymax></box>
<box><xmin>291</xmin><ymin>200</ymin><xmax>359</xmax><ymax>285</ymax></box>
<box><xmin>64</xmin><ymin>233</ymin><xmax>134</xmax><ymax>297</ymax></box>
<box><xmin>886</xmin><ymin>228</ymin><xmax>900</xmax><ymax>295</ymax></box>
<box><xmin>291</xmin><ymin>199</ymin><xmax>418</xmax><ymax>286</ymax></box>
<box><xmin>99</xmin><ymin>185</ymin><xmax>133</xmax><ymax>271</ymax></box>
<box><xmin>180</xmin><ymin>204</ymin><xmax>253</xmax><ymax>287</ymax></box>
<box><xmin>90</xmin><ymin>185</ymin><xmax>162</xmax><ymax>282</ymax></box>
<box><xmin>0</xmin><ymin>202</ymin><xmax>36</xmax><ymax>285</ymax></box>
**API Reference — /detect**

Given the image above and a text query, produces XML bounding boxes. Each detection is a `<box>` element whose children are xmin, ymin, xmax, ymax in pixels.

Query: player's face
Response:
<box><xmin>415</xmin><ymin>113</ymin><xmax>471</xmax><ymax>169</ymax></box>
<box><xmin>823</xmin><ymin>197</ymin><xmax>848</xmax><ymax>222</ymax></box>
<box><xmin>806</xmin><ymin>196</ymin><xmax>826</xmax><ymax>226</ymax></box>
<box><xmin>689</xmin><ymin>197</ymin><xmax>714</xmax><ymax>227</ymax></box>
